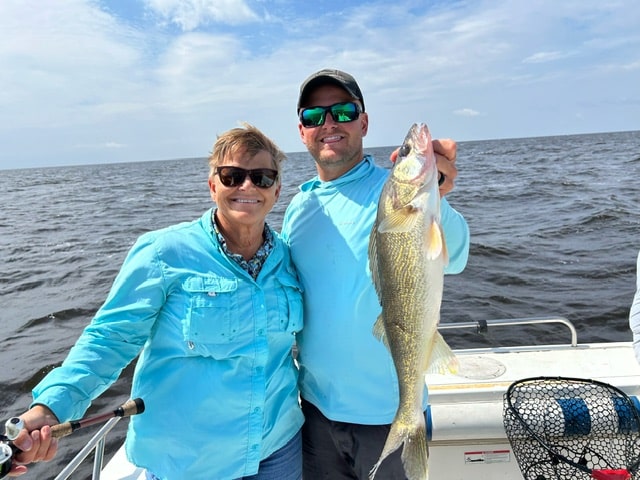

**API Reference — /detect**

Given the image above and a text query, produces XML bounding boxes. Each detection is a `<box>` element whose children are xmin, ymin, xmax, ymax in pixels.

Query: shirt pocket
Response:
<box><xmin>276</xmin><ymin>270</ymin><xmax>303</xmax><ymax>334</ymax></box>
<box><xmin>182</xmin><ymin>275</ymin><xmax>240</xmax><ymax>347</ymax></box>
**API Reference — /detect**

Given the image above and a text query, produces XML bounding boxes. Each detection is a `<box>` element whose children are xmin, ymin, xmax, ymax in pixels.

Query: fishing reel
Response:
<box><xmin>1</xmin><ymin>417</ymin><xmax>24</xmax><ymax>478</ymax></box>
<box><xmin>0</xmin><ymin>398</ymin><xmax>144</xmax><ymax>479</ymax></box>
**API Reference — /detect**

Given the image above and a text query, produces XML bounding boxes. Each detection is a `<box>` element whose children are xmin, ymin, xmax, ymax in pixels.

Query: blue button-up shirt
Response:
<box><xmin>281</xmin><ymin>156</ymin><xmax>469</xmax><ymax>424</ymax></box>
<box><xmin>32</xmin><ymin>209</ymin><xmax>304</xmax><ymax>479</ymax></box>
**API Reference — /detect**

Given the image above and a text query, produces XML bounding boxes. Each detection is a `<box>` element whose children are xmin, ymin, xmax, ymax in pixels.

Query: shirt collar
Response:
<box><xmin>299</xmin><ymin>155</ymin><xmax>375</xmax><ymax>192</ymax></box>
<box><xmin>211</xmin><ymin>210</ymin><xmax>274</xmax><ymax>279</ymax></box>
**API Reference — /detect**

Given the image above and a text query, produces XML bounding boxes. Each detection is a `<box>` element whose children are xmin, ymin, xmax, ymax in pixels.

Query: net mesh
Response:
<box><xmin>503</xmin><ymin>377</ymin><xmax>640</xmax><ymax>480</ymax></box>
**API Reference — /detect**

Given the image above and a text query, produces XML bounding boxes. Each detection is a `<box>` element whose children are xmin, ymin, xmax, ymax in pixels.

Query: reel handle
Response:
<box><xmin>0</xmin><ymin>398</ymin><xmax>144</xmax><ymax>479</ymax></box>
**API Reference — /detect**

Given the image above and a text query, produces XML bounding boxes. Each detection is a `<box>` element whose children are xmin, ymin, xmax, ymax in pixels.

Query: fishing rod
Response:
<box><xmin>0</xmin><ymin>398</ymin><xmax>144</xmax><ymax>479</ymax></box>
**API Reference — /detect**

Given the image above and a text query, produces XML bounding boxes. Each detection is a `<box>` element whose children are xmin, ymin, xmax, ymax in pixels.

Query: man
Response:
<box><xmin>281</xmin><ymin>69</ymin><xmax>470</xmax><ymax>479</ymax></box>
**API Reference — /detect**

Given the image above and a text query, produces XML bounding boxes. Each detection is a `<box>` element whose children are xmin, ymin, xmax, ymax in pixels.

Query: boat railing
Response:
<box><xmin>53</xmin><ymin>416</ymin><xmax>121</xmax><ymax>480</ymax></box>
<box><xmin>438</xmin><ymin>316</ymin><xmax>578</xmax><ymax>347</ymax></box>
<box><xmin>54</xmin><ymin>316</ymin><xmax>578</xmax><ymax>479</ymax></box>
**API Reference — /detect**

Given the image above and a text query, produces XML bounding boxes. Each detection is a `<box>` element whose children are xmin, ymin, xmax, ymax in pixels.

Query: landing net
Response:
<box><xmin>503</xmin><ymin>376</ymin><xmax>640</xmax><ymax>480</ymax></box>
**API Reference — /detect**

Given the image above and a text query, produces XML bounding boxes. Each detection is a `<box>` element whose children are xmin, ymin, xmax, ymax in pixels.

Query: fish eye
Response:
<box><xmin>398</xmin><ymin>144</ymin><xmax>411</xmax><ymax>157</ymax></box>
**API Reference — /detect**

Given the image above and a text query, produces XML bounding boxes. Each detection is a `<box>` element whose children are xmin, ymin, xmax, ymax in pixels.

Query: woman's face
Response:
<box><xmin>209</xmin><ymin>148</ymin><xmax>281</xmax><ymax>232</ymax></box>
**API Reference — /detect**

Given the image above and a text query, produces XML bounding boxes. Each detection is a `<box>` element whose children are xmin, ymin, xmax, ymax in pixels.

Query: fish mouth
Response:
<box><xmin>394</xmin><ymin>125</ymin><xmax>435</xmax><ymax>184</ymax></box>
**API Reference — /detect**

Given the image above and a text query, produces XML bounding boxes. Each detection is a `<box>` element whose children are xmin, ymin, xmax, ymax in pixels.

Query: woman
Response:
<box><xmin>9</xmin><ymin>124</ymin><xmax>304</xmax><ymax>480</ymax></box>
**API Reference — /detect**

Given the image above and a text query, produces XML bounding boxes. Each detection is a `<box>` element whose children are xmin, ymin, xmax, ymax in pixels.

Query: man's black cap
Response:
<box><xmin>297</xmin><ymin>69</ymin><xmax>365</xmax><ymax>112</ymax></box>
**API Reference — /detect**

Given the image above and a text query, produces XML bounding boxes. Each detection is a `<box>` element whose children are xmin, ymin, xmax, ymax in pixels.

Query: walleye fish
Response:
<box><xmin>368</xmin><ymin>123</ymin><xmax>458</xmax><ymax>480</ymax></box>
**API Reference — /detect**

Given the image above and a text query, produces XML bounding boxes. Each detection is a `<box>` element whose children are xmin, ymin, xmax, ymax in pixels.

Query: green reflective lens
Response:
<box><xmin>300</xmin><ymin>102</ymin><xmax>361</xmax><ymax>128</ymax></box>
<box><xmin>302</xmin><ymin>108</ymin><xmax>326</xmax><ymax>127</ymax></box>
<box><xmin>332</xmin><ymin>104</ymin><xmax>357</xmax><ymax>122</ymax></box>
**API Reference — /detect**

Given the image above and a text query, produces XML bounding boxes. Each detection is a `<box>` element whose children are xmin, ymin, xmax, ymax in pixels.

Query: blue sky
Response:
<box><xmin>0</xmin><ymin>0</ymin><xmax>638</xmax><ymax>169</ymax></box>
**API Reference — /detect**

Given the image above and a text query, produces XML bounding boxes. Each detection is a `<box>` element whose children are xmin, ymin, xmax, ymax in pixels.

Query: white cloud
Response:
<box><xmin>73</xmin><ymin>141</ymin><xmax>127</xmax><ymax>149</ymax></box>
<box><xmin>143</xmin><ymin>0</ymin><xmax>261</xmax><ymax>30</ymax></box>
<box><xmin>0</xmin><ymin>0</ymin><xmax>638</xmax><ymax>169</ymax></box>
<box><xmin>523</xmin><ymin>51</ymin><xmax>572</xmax><ymax>64</ymax></box>
<box><xmin>454</xmin><ymin>108</ymin><xmax>481</xmax><ymax>117</ymax></box>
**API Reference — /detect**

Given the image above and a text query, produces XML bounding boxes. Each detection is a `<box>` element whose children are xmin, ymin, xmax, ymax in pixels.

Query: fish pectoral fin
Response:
<box><xmin>377</xmin><ymin>207</ymin><xmax>420</xmax><ymax>233</ymax></box>
<box><xmin>442</xmin><ymin>228</ymin><xmax>449</xmax><ymax>266</ymax></box>
<box><xmin>372</xmin><ymin>314</ymin><xmax>389</xmax><ymax>349</ymax></box>
<box><xmin>423</xmin><ymin>219</ymin><xmax>444</xmax><ymax>260</ymax></box>
<box><xmin>425</xmin><ymin>331</ymin><xmax>459</xmax><ymax>375</ymax></box>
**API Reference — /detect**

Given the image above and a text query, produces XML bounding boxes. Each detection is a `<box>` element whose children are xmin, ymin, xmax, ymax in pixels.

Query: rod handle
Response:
<box><xmin>50</xmin><ymin>423</ymin><xmax>73</xmax><ymax>439</ymax></box>
<box><xmin>50</xmin><ymin>398</ymin><xmax>145</xmax><ymax>439</ymax></box>
<box><xmin>116</xmin><ymin>398</ymin><xmax>145</xmax><ymax>417</ymax></box>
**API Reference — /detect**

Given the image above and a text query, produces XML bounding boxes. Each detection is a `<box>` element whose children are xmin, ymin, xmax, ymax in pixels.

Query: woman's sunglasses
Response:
<box><xmin>299</xmin><ymin>102</ymin><xmax>362</xmax><ymax>128</ymax></box>
<box><xmin>215</xmin><ymin>166</ymin><xmax>279</xmax><ymax>189</ymax></box>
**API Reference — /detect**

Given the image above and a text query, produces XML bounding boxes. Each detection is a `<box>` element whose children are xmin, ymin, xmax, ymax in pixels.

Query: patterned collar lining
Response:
<box><xmin>211</xmin><ymin>210</ymin><xmax>274</xmax><ymax>279</ymax></box>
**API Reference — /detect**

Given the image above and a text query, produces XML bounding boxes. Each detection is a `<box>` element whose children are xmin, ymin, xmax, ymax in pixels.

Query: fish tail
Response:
<box><xmin>401</xmin><ymin>419</ymin><xmax>429</xmax><ymax>480</ymax></box>
<box><xmin>369</xmin><ymin>415</ymin><xmax>429</xmax><ymax>480</ymax></box>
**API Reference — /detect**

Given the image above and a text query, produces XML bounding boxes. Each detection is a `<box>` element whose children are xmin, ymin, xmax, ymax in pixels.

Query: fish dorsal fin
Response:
<box><xmin>377</xmin><ymin>206</ymin><xmax>420</xmax><ymax>233</ymax></box>
<box><xmin>368</xmin><ymin>219</ymin><xmax>382</xmax><ymax>296</ymax></box>
<box><xmin>368</xmin><ymin>219</ymin><xmax>389</xmax><ymax>352</ymax></box>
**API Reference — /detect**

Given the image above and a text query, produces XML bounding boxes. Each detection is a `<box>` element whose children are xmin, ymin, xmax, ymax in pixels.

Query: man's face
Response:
<box><xmin>298</xmin><ymin>84</ymin><xmax>368</xmax><ymax>181</ymax></box>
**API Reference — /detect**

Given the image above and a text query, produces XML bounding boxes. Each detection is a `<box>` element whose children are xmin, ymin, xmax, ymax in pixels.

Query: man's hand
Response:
<box><xmin>389</xmin><ymin>138</ymin><xmax>458</xmax><ymax>197</ymax></box>
<box><xmin>433</xmin><ymin>138</ymin><xmax>458</xmax><ymax>197</ymax></box>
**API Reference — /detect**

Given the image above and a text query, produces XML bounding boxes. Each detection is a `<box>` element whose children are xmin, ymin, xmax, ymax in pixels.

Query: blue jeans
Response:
<box><xmin>145</xmin><ymin>430</ymin><xmax>302</xmax><ymax>480</ymax></box>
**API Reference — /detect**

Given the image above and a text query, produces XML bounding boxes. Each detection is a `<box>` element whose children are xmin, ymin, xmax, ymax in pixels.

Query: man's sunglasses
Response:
<box><xmin>299</xmin><ymin>102</ymin><xmax>362</xmax><ymax>128</ymax></box>
<box><xmin>214</xmin><ymin>166</ymin><xmax>279</xmax><ymax>189</ymax></box>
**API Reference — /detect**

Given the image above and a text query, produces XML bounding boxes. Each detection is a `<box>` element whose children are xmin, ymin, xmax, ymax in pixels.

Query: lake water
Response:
<box><xmin>1</xmin><ymin>130</ymin><xmax>639</xmax><ymax>479</ymax></box>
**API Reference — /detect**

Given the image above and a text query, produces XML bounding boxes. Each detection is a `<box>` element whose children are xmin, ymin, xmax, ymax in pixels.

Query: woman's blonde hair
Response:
<box><xmin>208</xmin><ymin>123</ymin><xmax>286</xmax><ymax>181</ymax></box>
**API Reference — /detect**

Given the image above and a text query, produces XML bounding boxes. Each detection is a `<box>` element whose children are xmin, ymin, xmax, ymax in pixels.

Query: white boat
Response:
<box><xmin>53</xmin><ymin>316</ymin><xmax>640</xmax><ymax>480</ymax></box>
<box><xmin>428</xmin><ymin>317</ymin><xmax>640</xmax><ymax>479</ymax></box>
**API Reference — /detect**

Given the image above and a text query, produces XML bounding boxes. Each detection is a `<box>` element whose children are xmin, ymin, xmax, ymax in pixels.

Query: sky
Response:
<box><xmin>0</xmin><ymin>0</ymin><xmax>638</xmax><ymax>170</ymax></box>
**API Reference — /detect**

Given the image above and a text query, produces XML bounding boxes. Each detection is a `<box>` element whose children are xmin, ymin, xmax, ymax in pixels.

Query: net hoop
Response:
<box><xmin>503</xmin><ymin>376</ymin><xmax>640</xmax><ymax>480</ymax></box>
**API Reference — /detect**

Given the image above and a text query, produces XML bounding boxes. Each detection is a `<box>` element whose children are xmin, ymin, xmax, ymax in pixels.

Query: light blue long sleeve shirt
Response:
<box><xmin>32</xmin><ymin>209</ymin><xmax>304</xmax><ymax>479</ymax></box>
<box><xmin>281</xmin><ymin>156</ymin><xmax>469</xmax><ymax>424</ymax></box>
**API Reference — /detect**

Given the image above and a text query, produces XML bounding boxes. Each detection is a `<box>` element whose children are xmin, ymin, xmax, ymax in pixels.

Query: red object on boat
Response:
<box><xmin>591</xmin><ymin>469</ymin><xmax>631</xmax><ymax>480</ymax></box>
